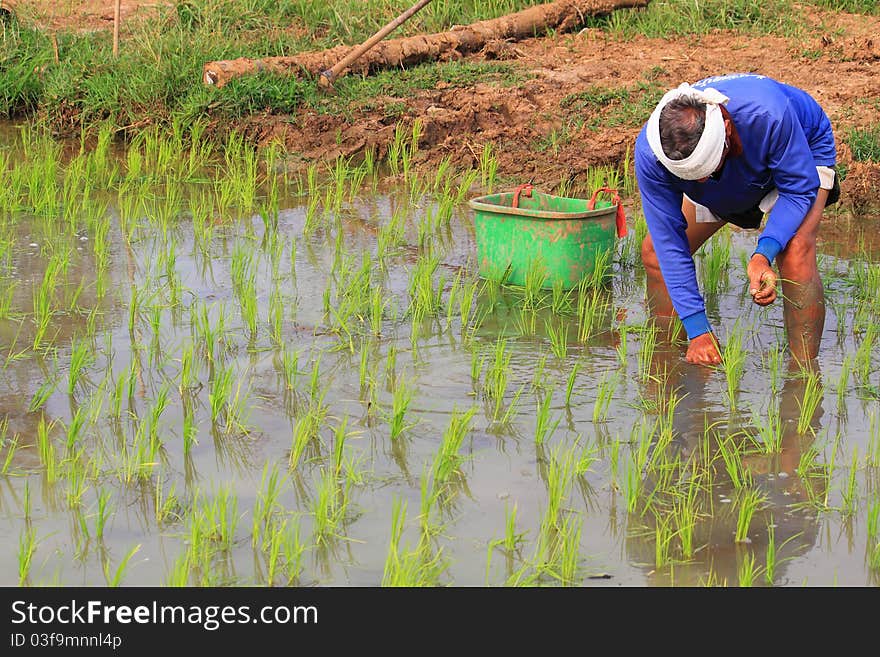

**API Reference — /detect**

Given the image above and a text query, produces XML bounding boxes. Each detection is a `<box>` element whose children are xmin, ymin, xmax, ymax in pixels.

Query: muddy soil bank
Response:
<box><xmin>7</xmin><ymin>2</ymin><xmax>880</xmax><ymax>208</ymax></box>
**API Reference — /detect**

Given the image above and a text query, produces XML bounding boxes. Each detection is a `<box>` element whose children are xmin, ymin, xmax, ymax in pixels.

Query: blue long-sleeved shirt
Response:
<box><xmin>634</xmin><ymin>73</ymin><xmax>836</xmax><ymax>339</ymax></box>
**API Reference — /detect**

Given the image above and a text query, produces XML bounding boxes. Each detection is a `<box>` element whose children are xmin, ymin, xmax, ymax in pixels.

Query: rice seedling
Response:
<box><xmin>94</xmin><ymin>488</ymin><xmax>112</xmax><ymax>540</ymax></box>
<box><xmin>207</xmin><ymin>488</ymin><xmax>240</xmax><ymax>551</ymax></box>
<box><xmin>382</xmin><ymin>497</ymin><xmax>448</xmax><ymax>587</ymax></box>
<box><xmin>264</xmin><ymin>518</ymin><xmax>286</xmax><ymax>586</ymax></box>
<box><xmin>36</xmin><ymin>416</ymin><xmax>59</xmax><ymax>484</ymax></box>
<box><xmin>408</xmin><ymin>252</ymin><xmax>444</xmax><ymax>318</ymax></box>
<box><xmin>576</xmin><ymin>284</ymin><xmax>607</xmax><ymax>343</ymax></box>
<box><xmin>836</xmin><ymin>354</ymin><xmax>852</xmax><ymax>412</ymax></box>
<box><xmin>417</xmin><ymin>466</ymin><xmax>444</xmax><ymax>542</ymax></box>
<box><xmin>546</xmin><ymin>318</ymin><xmax>568</xmax><ymax>360</ymax></box>
<box><xmin>458</xmin><ymin>277</ymin><xmax>480</xmax><ymax>338</ymax></box>
<box><xmin>65</xmin><ymin>451</ymin><xmax>89</xmax><ymax>507</ymax></box>
<box><xmin>750</xmin><ymin>403</ymin><xmax>784</xmax><ymax>454</ymax></box>
<box><xmin>616</xmin><ymin>325</ymin><xmax>629</xmax><ymax>367</ymax></box>
<box><xmin>1</xmin><ymin>430</ymin><xmax>20</xmax><ymax>475</ymax></box>
<box><xmin>432</xmin><ymin>406</ymin><xmax>477</xmax><ymax>489</ymax></box>
<box><xmin>497</xmin><ymin>503</ymin><xmax>527</xmax><ymax>554</ymax></box>
<box><xmin>608</xmin><ymin>437</ymin><xmax>621</xmax><ymax>490</ymax></box>
<box><xmin>289</xmin><ymin>409</ymin><xmax>322</xmax><ymax>471</ymax></box>
<box><xmin>32</xmin><ymin>253</ymin><xmax>64</xmax><ymax>351</ymax></box>
<box><xmin>717</xmin><ymin>435</ymin><xmax>753</xmax><ymax>489</ymax></box>
<box><xmin>209</xmin><ymin>363</ymin><xmax>234</xmax><ymax>426</ymax></box>
<box><xmin>699</xmin><ymin>229</ymin><xmax>731</xmax><ymax>296</ymax></box>
<box><xmin>28</xmin><ymin>374</ymin><xmax>58</xmax><ymax>413</ymax></box>
<box><xmin>735</xmin><ymin>488</ymin><xmax>766</xmax><ymax>543</ymax></box>
<box><xmin>722</xmin><ymin>322</ymin><xmax>747</xmax><ymax>408</ymax></box>
<box><xmin>18</xmin><ymin>527</ymin><xmax>38</xmax><ymax>586</ymax></box>
<box><xmin>737</xmin><ymin>549</ymin><xmax>761</xmax><ymax>587</ymax></box>
<box><xmin>387</xmin><ymin>379</ymin><xmax>415</xmax><ymax>441</ymax></box>
<box><xmin>868</xmin><ymin>415</ymin><xmax>880</xmax><ymax>468</ymax></box>
<box><xmin>101</xmin><ymin>543</ymin><xmax>141</xmax><ymax>587</ymax></box>
<box><xmin>528</xmin><ymin>384</ymin><xmax>555</xmax><ymax>441</ymax></box>
<box><xmin>281</xmin><ymin>519</ymin><xmax>307</xmax><ymax>585</ymax></box>
<box><xmin>521</xmin><ymin>257</ymin><xmax>548</xmax><ymax>313</ymax></box>
<box><xmin>671</xmin><ymin>469</ymin><xmax>703</xmax><ymax>560</ymax></box>
<box><xmin>868</xmin><ymin>500</ymin><xmax>879</xmax><ymax>544</ymax></box>
<box><xmin>637</xmin><ymin>322</ymin><xmax>659</xmax><ymax>381</ymax></box>
<box><xmin>574</xmin><ymin>435</ymin><xmax>601</xmax><ymax>476</ymax></box>
<box><xmin>854</xmin><ymin>323</ymin><xmax>876</xmax><ymax>382</ymax></box>
<box><xmin>484</xmin><ymin>378</ymin><xmax>520</xmax><ymax>425</ymax></box>
<box><xmin>154</xmin><ymin>480</ymin><xmax>181</xmax><ymax>526</ymax></box>
<box><xmin>543</xmin><ymin>443</ymin><xmax>578</xmax><ymax>531</ymax></box>
<box><xmin>545</xmin><ymin>514</ymin><xmax>584</xmax><ymax>585</ymax></box>
<box><xmin>839</xmin><ymin>447</ymin><xmax>859</xmax><ymax>518</ymax></box>
<box><xmin>592</xmin><ymin>371</ymin><xmax>619</xmax><ymax>423</ymax></box>
<box><xmin>623</xmin><ymin>453</ymin><xmax>643</xmax><ymax>514</ymax></box>
<box><xmin>479</xmin><ymin>142</ymin><xmax>498</xmax><ymax>193</ymax></box>
<box><xmin>312</xmin><ymin>467</ymin><xmax>351</xmax><ymax>546</ymax></box>
<box><xmin>565</xmin><ymin>360</ymin><xmax>581</xmax><ymax>406</ymax></box>
<box><xmin>268</xmin><ymin>288</ymin><xmax>285</xmax><ymax>346</ymax></box>
<box><xmin>796</xmin><ymin>369</ymin><xmax>823</xmax><ymax>435</ymax></box>
<box><xmin>252</xmin><ymin>464</ymin><xmax>287</xmax><ymax>548</ymax></box>
<box><xmin>869</xmin><ymin>541</ymin><xmax>880</xmax><ymax>573</ymax></box>
<box><xmin>653</xmin><ymin>512</ymin><xmax>675</xmax><ymax>571</ymax></box>
<box><xmin>484</xmin><ymin>335</ymin><xmax>512</xmax><ymax>421</ymax></box>
<box><xmin>651</xmin><ymin>382</ymin><xmax>686</xmax><ymax>463</ymax></box>
<box><xmin>531</xmin><ymin>352</ymin><xmax>551</xmax><ymax>392</ymax></box>
<box><xmin>369</xmin><ymin>285</ymin><xmax>387</xmax><ymax>336</ymax></box>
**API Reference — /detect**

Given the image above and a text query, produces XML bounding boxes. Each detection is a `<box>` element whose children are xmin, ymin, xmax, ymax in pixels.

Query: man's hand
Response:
<box><xmin>686</xmin><ymin>332</ymin><xmax>722</xmax><ymax>365</ymax></box>
<box><xmin>747</xmin><ymin>254</ymin><xmax>777</xmax><ymax>306</ymax></box>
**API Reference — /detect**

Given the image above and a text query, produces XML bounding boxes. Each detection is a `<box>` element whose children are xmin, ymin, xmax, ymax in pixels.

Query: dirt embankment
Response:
<box><xmin>6</xmin><ymin>1</ymin><xmax>880</xmax><ymax>208</ymax></box>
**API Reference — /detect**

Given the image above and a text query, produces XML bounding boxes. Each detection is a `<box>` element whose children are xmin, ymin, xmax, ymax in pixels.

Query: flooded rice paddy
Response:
<box><xmin>1</xmin><ymin>122</ymin><xmax>879</xmax><ymax>587</ymax></box>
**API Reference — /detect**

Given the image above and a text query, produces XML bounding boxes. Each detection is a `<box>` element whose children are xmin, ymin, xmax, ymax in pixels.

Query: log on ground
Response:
<box><xmin>202</xmin><ymin>0</ymin><xmax>651</xmax><ymax>87</ymax></box>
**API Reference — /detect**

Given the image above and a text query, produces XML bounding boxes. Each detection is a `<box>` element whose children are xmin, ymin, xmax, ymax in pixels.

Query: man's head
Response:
<box><xmin>659</xmin><ymin>96</ymin><xmax>706</xmax><ymax>161</ymax></box>
<box><xmin>645</xmin><ymin>83</ymin><xmax>730</xmax><ymax>181</ymax></box>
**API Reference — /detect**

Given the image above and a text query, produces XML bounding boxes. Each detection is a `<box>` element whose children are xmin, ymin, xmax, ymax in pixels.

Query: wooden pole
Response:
<box><xmin>113</xmin><ymin>0</ymin><xmax>121</xmax><ymax>57</ymax></box>
<box><xmin>318</xmin><ymin>0</ymin><xmax>433</xmax><ymax>90</ymax></box>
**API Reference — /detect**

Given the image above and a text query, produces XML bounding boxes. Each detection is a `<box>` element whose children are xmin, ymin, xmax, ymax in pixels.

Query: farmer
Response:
<box><xmin>635</xmin><ymin>73</ymin><xmax>839</xmax><ymax>365</ymax></box>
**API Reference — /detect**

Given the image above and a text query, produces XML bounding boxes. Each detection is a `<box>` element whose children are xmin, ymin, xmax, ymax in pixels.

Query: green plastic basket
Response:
<box><xmin>469</xmin><ymin>187</ymin><xmax>619</xmax><ymax>290</ymax></box>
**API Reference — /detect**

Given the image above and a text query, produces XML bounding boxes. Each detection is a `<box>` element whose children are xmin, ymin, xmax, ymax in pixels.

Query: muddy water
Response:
<box><xmin>0</xmin><ymin>139</ymin><xmax>878</xmax><ymax>587</ymax></box>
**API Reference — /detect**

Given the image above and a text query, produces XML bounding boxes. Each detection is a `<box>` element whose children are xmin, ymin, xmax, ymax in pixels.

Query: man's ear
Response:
<box><xmin>724</xmin><ymin>118</ymin><xmax>732</xmax><ymax>137</ymax></box>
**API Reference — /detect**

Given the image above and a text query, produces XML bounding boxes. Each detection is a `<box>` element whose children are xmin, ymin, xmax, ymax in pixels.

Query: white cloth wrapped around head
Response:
<box><xmin>646</xmin><ymin>83</ymin><xmax>730</xmax><ymax>180</ymax></box>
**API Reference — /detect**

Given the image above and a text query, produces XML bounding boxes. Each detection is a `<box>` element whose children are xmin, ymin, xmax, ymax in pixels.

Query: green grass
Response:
<box><xmin>0</xmin><ymin>0</ymin><xmax>835</xmax><ymax>139</ymax></box>
<box><xmin>581</xmin><ymin>0</ymin><xmax>806</xmax><ymax>39</ymax></box>
<box><xmin>810</xmin><ymin>0</ymin><xmax>880</xmax><ymax>14</ymax></box>
<box><xmin>559</xmin><ymin>79</ymin><xmax>665</xmax><ymax>132</ymax></box>
<box><xmin>1</xmin><ymin>2</ymin><xmax>535</xmax><ymax>134</ymax></box>
<box><xmin>847</xmin><ymin>125</ymin><xmax>880</xmax><ymax>162</ymax></box>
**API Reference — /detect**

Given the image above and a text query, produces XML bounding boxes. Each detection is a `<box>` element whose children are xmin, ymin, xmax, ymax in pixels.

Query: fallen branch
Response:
<box><xmin>203</xmin><ymin>0</ymin><xmax>651</xmax><ymax>87</ymax></box>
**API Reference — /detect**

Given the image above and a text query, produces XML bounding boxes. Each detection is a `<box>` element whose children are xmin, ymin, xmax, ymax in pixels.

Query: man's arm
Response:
<box><xmin>635</xmin><ymin>141</ymin><xmax>712</xmax><ymax>340</ymax></box>
<box><xmin>752</xmin><ymin>101</ymin><xmax>821</xmax><ymax>264</ymax></box>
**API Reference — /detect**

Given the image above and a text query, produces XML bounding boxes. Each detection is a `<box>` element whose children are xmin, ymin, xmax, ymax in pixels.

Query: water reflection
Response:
<box><xmin>624</xmin><ymin>338</ymin><xmax>825</xmax><ymax>585</ymax></box>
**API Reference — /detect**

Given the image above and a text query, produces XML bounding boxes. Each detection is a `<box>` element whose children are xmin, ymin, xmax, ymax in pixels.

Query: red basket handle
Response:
<box><xmin>512</xmin><ymin>183</ymin><xmax>533</xmax><ymax>209</ymax></box>
<box><xmin>588</xmin><ymin>187</ymin><xmax>627</xmax><ymax>238</ymax></box>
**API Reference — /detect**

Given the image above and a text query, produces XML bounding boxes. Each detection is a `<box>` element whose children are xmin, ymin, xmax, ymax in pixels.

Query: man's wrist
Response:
<box><xmin>681</xmin><ymin>311</ymin><xmax>712</xmax><ymax>340</ymax></box>
<box><xmin>752</xmin><ymin>236</ymin><xmax>781</xmax><ymax>265</ymax></box>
